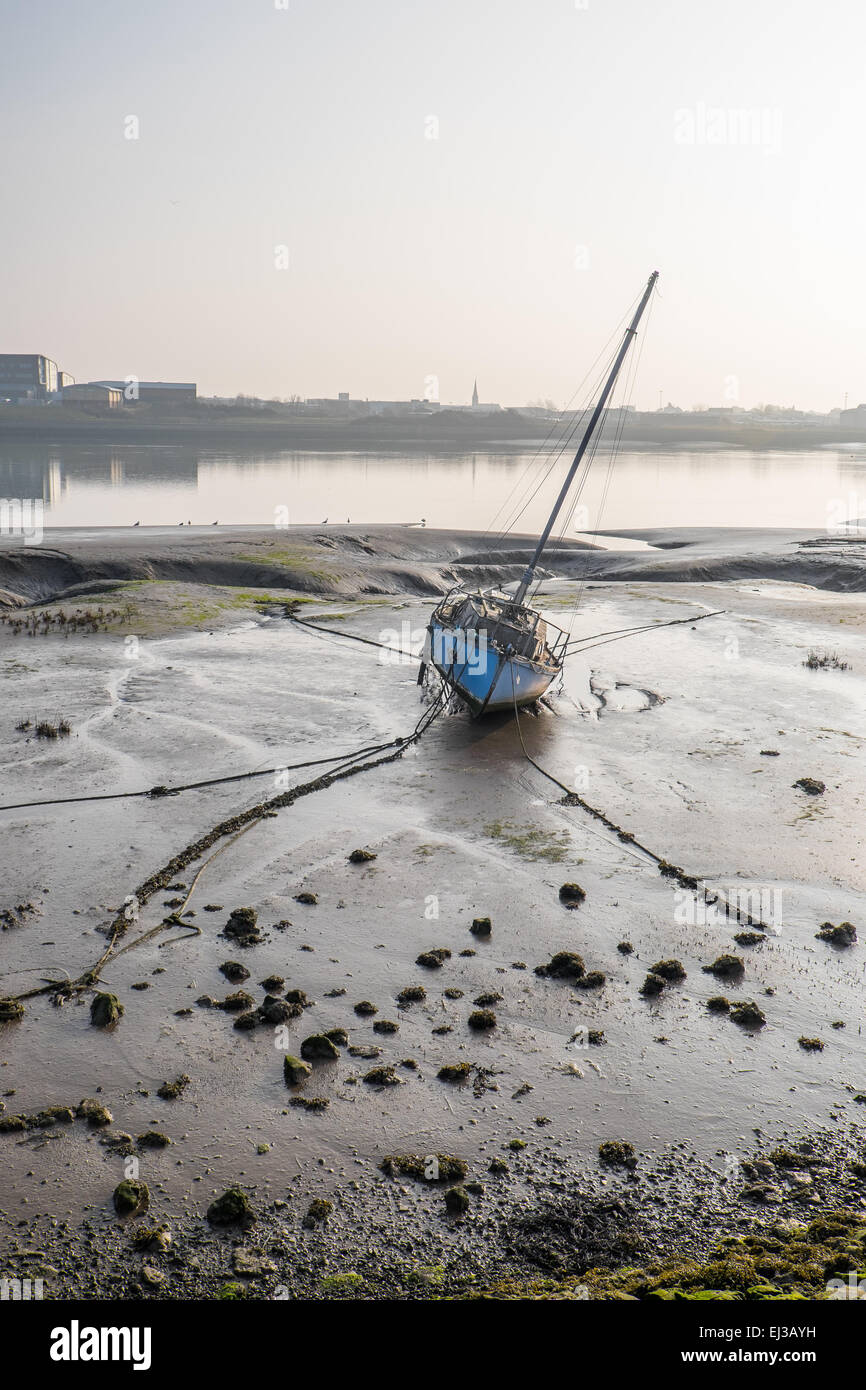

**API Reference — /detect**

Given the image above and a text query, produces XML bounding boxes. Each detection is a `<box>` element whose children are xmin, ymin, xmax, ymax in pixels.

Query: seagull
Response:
<box><xmin>212</xmin><ymin>520</ymin><xmax>219</xmax><ymax>526</ymax></box>
<box><xmin>322</xmin><ymin>518</ymin><xmax>328</xmax><ymax>524</ymax></box>
<box><xmin>132</xmin><ymin>520</ymin><xmax>140</xmax><ymax>527</ymax></box>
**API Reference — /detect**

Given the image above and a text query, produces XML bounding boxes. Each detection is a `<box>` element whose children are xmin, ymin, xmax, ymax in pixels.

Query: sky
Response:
<box><xmin>2</xmin><ymin>0</ymin><xmax>864</xmax><ymax>410</ymax></box>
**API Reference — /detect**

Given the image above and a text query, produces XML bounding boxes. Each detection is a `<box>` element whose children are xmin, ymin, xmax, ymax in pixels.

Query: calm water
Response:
<box><xmin>2</xmin><ymin>441</ymin><xmax>866</xmax><ymax>532</ymax></box>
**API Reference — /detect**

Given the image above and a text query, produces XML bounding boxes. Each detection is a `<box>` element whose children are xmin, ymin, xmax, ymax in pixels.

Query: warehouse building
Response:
<box><xmin>93</xmin><ymin>380</ymin><xmax>197</xmax><ymax>407</ymax></box>
<box><xmin>62</xmin><ymin>383</ymin><xmax>123</xmax><ymax>408</ymax></box>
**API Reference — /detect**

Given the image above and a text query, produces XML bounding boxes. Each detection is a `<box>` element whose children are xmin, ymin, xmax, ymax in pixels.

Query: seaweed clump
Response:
<box><xmin>639</xmin><ymin>972</ymin><xmax>667</xmax><ymax>997</ymax></box>
<box><xmin>558</xmin><ymin>883</ymin><xmax>586</xmax><ymax>908</ymax></box>
<box><xmin>416</xmin><ymin>948</ymin><xmax>452</xmax><ymax>969</ymax></box>
<box><xmin>599</xmin><ymin>1140</ymin><xmax>637</xmax><ymax>1169</ymax></box>
<box><xmin>534</xmin><ymin>951</ymin><xmax>585</xmax><ymax>980</ymax></box>
<box><xmin>651</xmin><ymin>959</ymin><xmax>687</xmax><ymax>981</ymax></box>
<box><xmin>702</xmin><ymin>954</ymin><xmax>745</xmax><ymax>979</ymax></box>
<box><xmin>207</xmin><ymin>1187</ymin><xmax>253</xmax><ymax>1226</ymax></box>
<box><xmin>438</xmin><ymin>1062</ymin><xmax>472</xmax><ymax>1083</ymax></box>
<box><xmin>380</xmin><ymin>1153</ymin><xmax>468</xmax><ymax>1183</ymax></box>
<box><xmin>816</xmin><ymin>922</ymin><xmax>857</xmax><ymax>946</ymax></box>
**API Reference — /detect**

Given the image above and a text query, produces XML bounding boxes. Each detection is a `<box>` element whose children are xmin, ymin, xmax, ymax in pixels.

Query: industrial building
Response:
<box><xmin>93</xmin><ymin>380</ymin><xmax>197</xmax><ymax>407</ymax></box>
<box><xmin>0</xmin><ymin>354</ymin><xmax>61</xmax><ymax>403</ymax></box>
<box><xmin>61</xmin><ymin>383</ymin><xmax>123</xmax><ymax>408</ymax></box>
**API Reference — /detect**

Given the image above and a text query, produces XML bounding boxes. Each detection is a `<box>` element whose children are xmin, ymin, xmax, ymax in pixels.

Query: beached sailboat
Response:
<box><xmin>421</xmin><ymin>271</ymin><xmax>658</xmax><ymax>716</ymax></box>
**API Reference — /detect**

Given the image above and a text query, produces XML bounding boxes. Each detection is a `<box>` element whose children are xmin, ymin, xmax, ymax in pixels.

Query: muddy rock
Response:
<box><xmin>90</xmin><ymin>992</ymin><xmax>124</xmax><ymax>1028</ymax></box>
<box><xmin>300</xmin><ymin>1034</ymin><xmax>340</xmax><ymax>1061</ymax></box>
<box><xmin>207</xmin><ymin>1186</ymin><xmax>253</xmax><ymax>1225</ymax></box>
<box><xmin>113</xmin><ymin>1179</ymin><xmax>149</xmax><ymax>1217</ymax></box>
<box><xmin>535</xmin><ymin>951</ymin><xmax>585</xmax><ymax>980</ymax></box>
<box><xmin>283</xmin><ymin>1055</ymin><xmax>313</xmax><ymax>1085</ymax></box>
<box><xmin>558</xmin><ymin>883</ymin><xmax>586</xmax><ymax>908</ymax></box>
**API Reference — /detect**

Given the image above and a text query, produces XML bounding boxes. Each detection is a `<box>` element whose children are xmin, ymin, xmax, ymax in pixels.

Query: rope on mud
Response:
<box><xmin>1</xmin><ymin>689</ymin><xmax>448</xmax><ymax>1007</ymax></box>
<box><xmin>511</xmin><ymin>692</ymin><xmax>770</xmax><ymax>930</ymax></box>
<box><xmin>287</xmin><ymin>610</ymin><xmax>418</xmax><ymax>656</ymax></box>
<box><xmin>0</xmin><ymin>743</ymin><xmax>404</xmax><ymax>813</ymax></box>
<box><xmin>564</xmin><ymin>609</ymin><xmax>726</xmax><ymax>657</ymax></box>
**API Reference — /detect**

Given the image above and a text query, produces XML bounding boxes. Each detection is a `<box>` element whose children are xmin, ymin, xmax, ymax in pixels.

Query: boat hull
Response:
<box><xmin>426</xmin><ymin>621</ymin><xmax>558</xmax><ymax>714</ymax></box>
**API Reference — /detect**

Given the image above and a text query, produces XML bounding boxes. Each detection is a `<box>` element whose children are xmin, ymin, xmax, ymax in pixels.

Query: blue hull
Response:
<box><xmin>427</xmin><ymin>621</ymin><xmax>558</xmax><ymax>713</ymax></box>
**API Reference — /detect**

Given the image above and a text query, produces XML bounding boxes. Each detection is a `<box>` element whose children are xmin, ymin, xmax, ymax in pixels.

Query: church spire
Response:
<box><xmin>471</xmin><ymin>378</ymin><xmax>479</xmax><ymax>408</ymax></box>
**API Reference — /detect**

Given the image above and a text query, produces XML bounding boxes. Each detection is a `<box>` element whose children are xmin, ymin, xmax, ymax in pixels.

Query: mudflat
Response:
<box><xmin>0</xmin><ymin>524</ymin><xmax>864</xmax><ymax>1300</ymax></box>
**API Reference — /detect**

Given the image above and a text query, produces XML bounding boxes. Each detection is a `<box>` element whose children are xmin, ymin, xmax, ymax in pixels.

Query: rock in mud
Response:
<box><xmin>302</xmin><ymin>1198</ymin><xmax>332</xmax><ymax>1228</ymax></box>
<box><xmin>535</xmin><ymin>951</ymin><xmax>585</xmax><ymax>980</ymax></box>
<box><xmin>219</xmin><ymin>961</ymin><xmax>250</xmax><ymax>983</ymax></box>
<box><xmin>372</xmin><ymin>1018</ymin><xmax>399</xmax><ymax>1034</ymax></box>
<box><xmin>639</xmin><ymin>973</ymin><xmax>667</xmax><ymax>997</ymax></box>
<box><xmin>348</xmin><ymin>1045</ymin><xmax>381</xmax><ymax>1059</ymax></box>
<box><xmin>734</xmin><ymin>932</ymin><xmax>765</xmax><ymax>947</ymax></box>
<box><xmin>258</xmin><ymin>995</ymin><xmax>296</xmax><ymax>1024</ymax></box>
<box><xmin>259</xmin><ymin>975</ymin><xmax>285</xmax><ymax>991</ymax></box>
<box><xmin>651</xmin><ymin>959</ymin><xmax>687</xmax><ymax>981</ymax></box>
<box><xmin>617</xmin><ymin>941</ymin><xmax>634</xmax><ymax>955</ymax></box>
<box><xmin>380</xmin><ymin>1153</ymin><xmax>467</xmax><ymax>1182</ymax></box>
<box><xmin>77</xmin><ymin>1098</ymin><xmax>113</xmax><ymax>1126</ymax></box>
<box><xmin>470</xmin><ymin>917</ymin><xmax>492</xmax><ymax>937</ymax></box>
<box><xmin>445</xmin><ymin>1185</ymin><xmax>470</xmax><ymax>1216</ymax></box>
<box><xmin>798</xmin><ymin>1036</ymin><xmax>824</xmax><ymax>1051</ymax></box>
<box><xmin>354</xmin><ymin>1000</ymin><xmax>378</xmax><ymax>1016</ymax></box>
<box><xmin>793</xmin><ymin>777</ymin><xmax>825</xmax><ymax>795</ymax></box>
<box><xmin>438</xmin><ymin>1063</ymin><xmax>472</xmax><ymax>1083</ymax></box>
<box><xmin>137</xmin><ymin>1130</ymin><xmax>171</xmax><ymax>1149</ymax></box>
<box><xmin>348</xmin><ymin>849</ymin><xmax>376</xmax><ymax>863</ymax></box>
<box><xmin>0</xmin><ymin>999</ymin><xmax>25</xmax><ymax>1022</ymax></box>
<box><xmin>468</xmin><ymin>1009</ymin><xmax>497</xmax><ymax>1031</ymax></box>
<box><xmin>157</xmin><ymin>1074</ymin><xmax>190</xmax><ymax>1100</ymax></box>
<box><xmin>219</xmin><ymin>991</ymin><xmax>255</xmax><ymax>1013</ymax></box>
<box><xmin>702</xmin><ymin>954</ymin><xmax>745</xmax><ymax>979</ymax></box>
<box><xmin>113</xmin><ymin>1179</ymin><xmax>149</xmax><ymax>1217</ymax></box>
<box><xmin>290</xmin><ymin>1096</ymin><xmax>329</xmax><ymax>1112</ymax></box>
<box><xmin>558</xmin><ymin>882</ymin><xmax>586</xmax><ymax>908</ymax></box>
<box><xmin>90</xmin><ymin>992</ymin><xmax>124</xmax><ymax>1028</ymax></box>
<box><xmin>131</xmin><ymin>1224</ymin><xmax>172</xmax><ymax>1253</ymax></box>
<box><xmin>283</xmin><ymin>1055</ymin><xmax>313</xmax><ymax>1086</ymax></box>
<box><xmin>223</xmin><ymin>908</ymin><xmax>262</xmax><ymax>945</ymax></box>
<box><xmin>598</xmin><ymin>1140</ymin><xmax>637</xmax><ymax>1169</ymax></box>
<box><xmin>575</xmin><ymin>971</ymin><xmax>606</xmax><ymax>989</ymax></box>
<box><xmin>816</xmin><ymin>922</ymin><xmax>857</xmax><ymax>945</ymax></box>
<box><xmin>362</xmin><ymin>1065</ymin><xmax>401</xmax><ymax>1086</ymax></box>
<box><xmin>285</xmin><ymin>989</ymin><xmax>311</xmax><ymax>1007</ymax></box>
<box><xmin>706</xmin><ymin>996</ymin><xmax>731</xmax><ymax>1013</ymax></box>
<box><xmin>294</xmin><ymin>891</ymin><xmax>318</xmax><ymax>905</ymax></box>
<box><xmin>207</xmin><ymin>1186</ymin><xmax>253</xmax><ymax>1226</ymax></box>
<box><xmin>729</xmin><ymin>1000</ymin><xmax>766</xmax><ymax>1027</ymax></box>
<box><xmin>233</xmin><ymin>1011</ymin><xmax>259</xmax><ymax>1031</ymax></box>
<box><xmin>416</xmin><ymin>948</ymin><xmax>451</xmax><ymax>969</ymax></box>
<box><xmin>300</xmin><ymin>1034</ymin><xmax>340</xmax><ymax>1061</ymax></box>
<box><xmin>396</xmin><ymin>986</ymin><xmax>426</xmax><ymax>1006</ymax></box>
<box><xmin>325</xmin><ymin>1028</ymin><xmax>348</xmax><ymax>1046</ymax></box>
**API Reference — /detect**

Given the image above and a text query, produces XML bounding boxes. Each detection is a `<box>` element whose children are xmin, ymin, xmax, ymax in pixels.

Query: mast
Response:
<box><xmin>512</xmin><ymin>270</ymin><xmax>658</xmax><ymax>608</ymax></box>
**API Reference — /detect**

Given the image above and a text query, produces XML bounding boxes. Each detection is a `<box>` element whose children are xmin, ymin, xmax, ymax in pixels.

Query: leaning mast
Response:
<box><xmin>512</xmin><ymin>270</ymin><xmax>658</xmax><ymax>608</ymax></box>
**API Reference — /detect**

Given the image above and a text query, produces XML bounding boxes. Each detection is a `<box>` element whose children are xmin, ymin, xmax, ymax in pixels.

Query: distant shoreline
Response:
<box><xmin>3</xmin><ymin>407</ymin><xmax>866</xmax><ymax>452</ymax></box>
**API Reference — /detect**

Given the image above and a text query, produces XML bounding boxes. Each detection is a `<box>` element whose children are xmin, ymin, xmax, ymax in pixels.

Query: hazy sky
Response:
<box><xmin>2</xmin><ymin>0</ymin><xmax>864</xmax><ymax>409</ymax></box>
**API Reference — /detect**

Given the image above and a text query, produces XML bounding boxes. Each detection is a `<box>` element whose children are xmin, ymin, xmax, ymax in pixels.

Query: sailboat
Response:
<box><xmin>421</xmin><ymin>270</ymin><xmax>658</xmax><ymax>716</ymax></box>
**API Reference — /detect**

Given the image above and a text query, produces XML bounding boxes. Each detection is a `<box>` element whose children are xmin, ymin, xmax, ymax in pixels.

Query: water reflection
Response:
<box><xmin>0</xmin><ymin>441</ymin><xmax>863</xmax><ymax>531</ymax></box>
